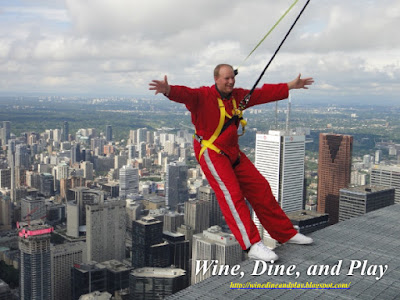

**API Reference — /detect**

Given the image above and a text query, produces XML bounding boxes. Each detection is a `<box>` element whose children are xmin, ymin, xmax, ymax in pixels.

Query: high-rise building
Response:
<box><xmin>15</xmin><ymin>144</ymin><xmax>30</xmax><ymax>170</ymax></box>
<box><xmin>129</xmin><ymin>267</ymin><xmax>187</xmax><ymax>299</ymax></box>
<box><xmin>18</xmin><ymin>220</ymin><xmax>53</xmax><ymax>300</ymax></box>
<box><xmin>51</xmin><ymin>241</ymin><xmax>85</xmax><ymax>300</ymax></box>
<box><xmin>66</xmin><ymin>187</ymin><xmax>104</xmax><ymax>238</ymax></box>
<box><xmin>370</xmin><ymin>165</ymin><xmax>400</xmax><ymax>204</ymax></box>
<box><xmin>317</xmin><ymin>133</ymin><xmax>353</xmax><ymax>224</ymax></box>
<box><xmin>21</xmin><ymin>196</ymin><xmax>46</xmax><ymax>222</ymax></box>
<box><xmin>136</xmin><ymin>128</ymin><xmax>147</xmax><ymax>145</ymax></box>
<box><xmin>338</xmin><ymin>185</ymin><xmax>395</xmax><ymax>222</ymax></box>
<box><xmin>7</xmin><ymin>139</ymin><xmax>16</xmax><ymax>169</ymax></box>
<box><xmin>146</xmin><ymin>130</ymin><xmax>154</xmax><ymax>144</ymax></box>
<box><xmin>375</xmin><ymin>149</ymin><xmax>383</xmax><ymax>164</ymax></box>
<box><xmin>62</xmin><ymin>121</ymin><xmax>69</xmax><ymax>142</ymax></box>
<box><xmin>106</xmin><ymin>125</ymin><xmax>113</xmax><ymax>142</ymax></box>
<box><xmin>198</xmin><ymin>186</ymin><xmax>224</xmax><ymax>227</ymax></box>
<box><xmin>166</xmin><ymin>161</ymin><xmax>188</xmax><ymax>210</ymax></box>
<box><xmin>131</xmin><ymin>216</ymin><xmax>169</xmax><ymax>269</ymax></box>
<box><xmin>183</xmin><ymin>200</ymin><xmax>210</xmax><ymax>234</ymax></box>
<box><xmin>253</xmin><ymin>130</ymin><xmax>305</xmax><ymax>246</ymax></box>
<box><xmin>71</xmin><ymin>262</ymin><xmax>107</xmax><ymax>300</ymax></box>
<box><xmin>101</xmin><ymin>260</ymin><xmax>132</xmax><ymax>296</ymax></box>
<box><xmin>127</xmin><ymin>144</ymin><xmax>136</xmax><ymax>160</ymax></box>
<box><xmin>39</xmin><ymin>173</ymin><xmax>54</xmax><ymax>197</ymax></box>
<box><xmin>114</xmin><ymin>155</ymin><xmax>128</xmax><ymax>171</ymax></box>
<box><xmin>0</xmin><ymin>168</ymin><xmax>11</xmax><ymax>189</ymax></box>
<box><xmin>70</xmin><ymin>143</ymin><xmax>81</xmax><ymax>165</ymax></box>
<box><xmin>1</xmin><ymin>121</ymin><xmax>10</xmax><ymax>146</ymax></box>
<box><xmin>91</xmin><ymin>138</ymin><xmax>106</xmax><ymax>156</ymax></box>
<box><xmin>138</xmin><ymin>141</ymin><xmax>146</xmax><ymax>159</ymax></box>
<box><xmin>129</xmin><ymin>130</ymin><xmax>137</xmax><ymax>145</ymax></box>
<box><xmin>0</xmin><ymin>195</ymin><xmax>11</xmax><ymax>231</ymax></box>
<box><xmin>255</xmin><ymin>130</ymin><xmax>306</xmax><ymax>213</ymax></box>
<box><xmin>52</xmin><ymin>128</ymin><xmax>61</xmax><ymax>143</ymax></box>
<box><xmin>119</xmin><ymin>165</ymin><xmax>139</xmax><ymax>199</ymax></box>
<box><xmin>163</xmin><ymin>231</ymin><xmax>190</xmax><ymax>279</ymax></box>
<box><xmin>86</xmin><ymin>199</ymin><xmax>126</xmax><ymax>263</ymax></box>
<box><xmin>163</xmin><ymin>212</ymin><xmax>184</xmax><ymax>232</ymax></box>
<box><xmin>191</xmin><ymin>226</ymin><xmax>243</xmax><ymax>284</ymax></box>
<box><xmin>80</xmin><ymin>161</ymin><xmax>94</xmax><ymax>181</ymax></box>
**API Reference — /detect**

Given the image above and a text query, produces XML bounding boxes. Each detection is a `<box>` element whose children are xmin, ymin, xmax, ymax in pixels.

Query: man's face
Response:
<box><xmin>215</xmin><ymin>66</ymin><xmax>235</xmax><ymax>94</ymax></box>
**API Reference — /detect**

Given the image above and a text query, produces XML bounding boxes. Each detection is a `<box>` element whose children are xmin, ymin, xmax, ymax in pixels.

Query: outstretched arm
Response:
<box><xmin>149</xmin><ymin>75</ymin><xmax>171</xmax><ymax>96</ymax></box>
<box><xmin>287</xmin><ymin>74</ymin><xmax>314</xmax><ymax>90</ymax></box>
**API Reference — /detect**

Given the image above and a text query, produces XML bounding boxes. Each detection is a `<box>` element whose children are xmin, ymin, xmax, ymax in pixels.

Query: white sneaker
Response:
<box><xmin>248</xmin><ymin>241</ymin><xmax>279</xmax><ymax>262</ymax></box>
<box><xmin>287</xmin><ymin>233</ymin><xmax>313</xmax><ymax>245</ymax></box>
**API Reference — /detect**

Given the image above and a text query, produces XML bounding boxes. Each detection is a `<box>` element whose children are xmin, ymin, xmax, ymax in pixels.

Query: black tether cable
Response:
<box><xmin>238</xmin><ymin>0</ymin><xmax>311</xmax><ymax>110</ymax></box>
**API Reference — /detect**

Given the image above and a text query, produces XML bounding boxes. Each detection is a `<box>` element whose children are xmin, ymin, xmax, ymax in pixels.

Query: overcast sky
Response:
<box><xmin>1</xmin><ymin>0</ymin><xmax>399</xmax><ymax>104</ymax></box>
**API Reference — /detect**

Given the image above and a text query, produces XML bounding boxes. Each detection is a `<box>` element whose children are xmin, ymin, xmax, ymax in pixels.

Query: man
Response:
<box><xmin>149</xmin><ymin>64</ymin><xmax>314</xmax><ymax>262</ymax></box>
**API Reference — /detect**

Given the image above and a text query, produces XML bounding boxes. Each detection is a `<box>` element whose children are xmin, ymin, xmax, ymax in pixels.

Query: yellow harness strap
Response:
<box><xmin>196</xmin><ymin>98</ymin><xmax>247</xmax><ymax>161</ymax></box>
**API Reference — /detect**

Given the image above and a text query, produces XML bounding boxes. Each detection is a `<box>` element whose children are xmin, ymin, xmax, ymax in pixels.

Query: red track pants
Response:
<box><xmin>196</xmin><ymin>145</ymin><xmax>298</xmax><ymax>250</ymax></box>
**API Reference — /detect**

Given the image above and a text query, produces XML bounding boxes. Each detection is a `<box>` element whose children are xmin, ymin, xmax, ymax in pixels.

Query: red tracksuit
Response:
<box><xmin>167</xmin><ymin>84</ymin><xmax>298</xmax><ymax>250</ymax></box>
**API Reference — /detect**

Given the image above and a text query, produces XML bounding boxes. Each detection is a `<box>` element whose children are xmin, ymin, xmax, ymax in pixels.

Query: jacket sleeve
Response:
<box><xmin>243</xmin><ymin>83</ymin><xmax>289</xmax><ymax>109</ymax></box>
<box><xmin>166</xmin><ymin>85</ymin><xmax>200</xmax><ymax>112</ymax></box>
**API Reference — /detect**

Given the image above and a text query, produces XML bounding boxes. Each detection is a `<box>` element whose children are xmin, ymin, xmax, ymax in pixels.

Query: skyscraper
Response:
<box><xmin>51</xmin><ymin>241</ymin><xmax>85</xmax><ymax>300</ymax></box>
<box><xmin>15</xmin><ymin>144</ymin><xmax>30</xmax><ymax>170</ymax></box>
<box><xmin>86</xmin><ymin>199</ymin><xmax>126</xmax><ymax>263</ymax></box>
<box><xmin>162</xmin><ymin>231</ymin><xmax>190</xmax><ymax>277</ymax></box>
<box><xmin>66</xmin><ymin>187</ymin><xmax>104</xmax><ymax>238</ymax></box>
<box><xmin>62</xmin><ymin>121</ymin><xmax>69</xmax><ymax>142</ymax></box>
<box><xmin>106</xmin><ymin>125</ymin><xmax>112</xmax><ymax>142</ymax></box>
<box><xmin>127</xmin><ymin>144</ymin><xmax>136</xmax><ymax>160</ymax></box>
<box><xmin>0</xmin><ymin>195</ymin><xmax>11</xmax><ymax>231</ymax></box>
<box><xmin>80</xmin><ymin>161</ymin><xmax>94</xmax><ymax>181</ymax></box>
<box><xmin>70</xmin><ymin>143</ymin><xmax>81</xmax><ymax>165</ymax></box>
<box><xmin>163</xmin><ymin>212</ymin><xmax>184</xmax><ymax>232</ymax></box>
<box><xmin>255</xmin><ymin>130</ymin><xmax>306</xmax><ymax>213</ymax></box>
<box><xmin>166</xmin><ymin>161</ymin><xmax>188</xmax><ymax>210</ymax></box>
<box><xmin>191</xmin><ymin>226</ymin><xmax>243</xmax><ymax>284</ymax></box>
<box><xmin>183</xmin><ymin>200</ymin><xmax>210</xmax><ymax>234</ymax></box>
<box><xmin>101</xmin><ymin>260</ymin><xmax>132</xmax><ymax>296</ymax></box>
<box><xmin>21</xmin><ymin>196</ymin><xmax>46</xmax><ymax>223</ymax></box>
<box><xmin>71</xmin><ymin>262</ymin><xmax>107</xmax><ymax>300</ymax></box>
<box><xmin>1</xmin><ymin>121</ymin><xmax>10</xmax><ymax>146</ymax></box>
<box><xmin>136</xmin><ymin>128</ymin><xmax>147</xmax><ymax>145</ymax></box>
<box><xmin>131</xmin><ymin>216</ymin><xmax>169</xmax><ymax>269</ymax></box>
<box><xmin>198</xmin><ymin>185</ymin><xmax>224</xmax><ymax>227</ymax></box>
<box><xmin>253</xmin><ymin>130</ymin><xmax>305</xmax><ymax>246</ymax></box>
<box><xmin>18</xmin><ymin>220</ymin><xmax>53</xmax><ymax>300</ymax></box>
<box><xmin>119</xmin><ymin>165</ymin><xmax>139</xmax><ymax>199</ymax></box>
<box><xmin>0</xmin><ymin>168</ymin><xmax>11</xmax><ymax>189</ymax></box>
<box><xmin>39</xmin><ymin>173</ymin><xmax>54</xmax><ymax>197</ymax></box>
<box><xmin>317</xmin><ymin>133</ymin><xmax>353</xmax><ymax>225</ymax></box>
<box><xmin>338</xmin><ymin>185</ymin><xmax>395</xmax><ymax>222</ymax></box>
<box><xmin>370</xmin><ymin>165</ymin><xmax>400</xmax><ymax>204</ymax></box>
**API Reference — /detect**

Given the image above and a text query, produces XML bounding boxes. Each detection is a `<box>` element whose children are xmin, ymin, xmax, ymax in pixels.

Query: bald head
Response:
<box><xmin>214</xmin><ymin>64</ymin><xmax>235</xmax><ymax>95</ymax></box>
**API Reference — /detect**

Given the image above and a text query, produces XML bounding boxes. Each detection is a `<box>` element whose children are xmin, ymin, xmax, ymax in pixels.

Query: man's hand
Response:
<box><xmin>287</xmin><ymin>74</ymin><xmax>314</xmax><ymax>90</ymax></box>
<box><xmin>149</xmin><ymin>75</ymin><xmax>171</xmax><ymax>96</ymax></box>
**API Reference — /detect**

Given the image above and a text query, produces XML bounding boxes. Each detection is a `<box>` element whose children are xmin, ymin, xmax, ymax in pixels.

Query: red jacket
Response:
<box><xmin>167</xmin><ymin>83</ymin><xmax>289</xmax><ymax>159</ymax></box>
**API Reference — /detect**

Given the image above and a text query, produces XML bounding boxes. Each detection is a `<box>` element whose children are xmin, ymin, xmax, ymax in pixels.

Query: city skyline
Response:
<box><xmin>0</xmin><ymin>116</ymin><xmax>399</xmax><ymax>299</ymax></box>
<box><xmin>0</xmin><ymin>1</ymin><xmax>399</xmax><ymax>105</ymax></box>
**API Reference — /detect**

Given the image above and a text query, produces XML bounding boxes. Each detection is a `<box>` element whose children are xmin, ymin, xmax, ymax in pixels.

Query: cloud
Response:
<box><xmin>0</xmin><ymin>0</ymin><xmax>399</xmax><ymax>103</ymax></box>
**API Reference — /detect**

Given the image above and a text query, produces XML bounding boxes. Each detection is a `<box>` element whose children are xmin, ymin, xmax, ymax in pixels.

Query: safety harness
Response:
<box><xmin>195</xmin><ymin>97</ymin><xmax>246</xmax><ymax>162</ymax></box>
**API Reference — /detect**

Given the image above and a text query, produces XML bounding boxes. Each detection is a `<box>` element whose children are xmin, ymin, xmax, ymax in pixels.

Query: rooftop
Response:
<box><xmin>340</xmin><ymin>185</ymin><xmax>395</xmax><ymax>194</ymax></box>
<box><xmin>167</xmin><ymin>204</ymin><xmax>400</xmax><ymax>300</ymax></box>
<box><xmin>132</xmin><ymin>267</ymin><xmax>186</xmax><ymax>278</ymax></box>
